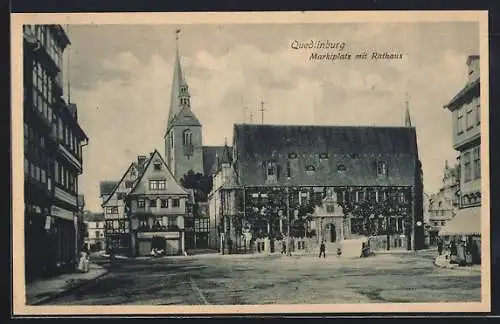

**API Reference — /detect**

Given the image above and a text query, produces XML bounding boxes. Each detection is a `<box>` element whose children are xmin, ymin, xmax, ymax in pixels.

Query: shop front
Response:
<box><xmin>439</xmin><ymin>206</ymin><xmax>481</xmax><ymax>265</ymax></box>
<box><xmin>50</xmin><ymin>205</ymin><xmax>78</xmax><ymax>273</ymax></box>
<box><xmin>135</xmin><ymin>231</ymin><xmax>184</xmax><ymax>256</ymax></box>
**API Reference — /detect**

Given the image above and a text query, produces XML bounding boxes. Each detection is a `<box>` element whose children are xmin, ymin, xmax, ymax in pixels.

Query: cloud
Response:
<box><xmin>68</xmin><ymin>22</ymin><xmax>479</xmax><ymax>212</ymax></box>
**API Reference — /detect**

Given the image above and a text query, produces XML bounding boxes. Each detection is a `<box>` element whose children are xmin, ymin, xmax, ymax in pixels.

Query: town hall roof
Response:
<box><xmin>233</xmin><ymin>124</ymin><xmax>420</xmax><ymax>188</ymax></box>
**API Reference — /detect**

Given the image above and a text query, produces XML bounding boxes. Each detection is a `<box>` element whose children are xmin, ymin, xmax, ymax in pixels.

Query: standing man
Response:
<box><xmin>437</xmin><ymin>237</ymin><xmax>443</xmax><ymax>256</ymax></box>
<box><xmin>319</xmin><ymin>240</ymin><xmax>326</xmax><ymax>258</ymax></box>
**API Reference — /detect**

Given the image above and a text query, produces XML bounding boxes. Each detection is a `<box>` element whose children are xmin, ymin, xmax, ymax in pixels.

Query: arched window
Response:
<box><xmin>183</xmin><ymin>129</ymin><xmax>192</xmax><ymax>147</ymax></box>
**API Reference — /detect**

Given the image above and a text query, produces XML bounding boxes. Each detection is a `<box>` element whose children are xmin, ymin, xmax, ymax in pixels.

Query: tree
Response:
<box><xmin>180</xmin><ymin>170</ymin><xmax>213</xmax><ymax>201</ymax></box>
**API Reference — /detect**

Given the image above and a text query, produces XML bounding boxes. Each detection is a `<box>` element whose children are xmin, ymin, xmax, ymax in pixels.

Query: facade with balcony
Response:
<box><xmin>100</xmin><ymin>160</ymin><xmax>143</xmax><ymax>254</ymax></box>
<box><xmin>440</xmin><ymin>55</ymin><xmax>482</xmax><ymax>264</ymax></box>
<box><xmin>23</xmin><ymin>24</ymin><xmax>88</xmax><ymax>282</ymax></box>
<box><xmin>127</xmin><ymin>150</ymin><xmax>190</xmax><ymax>256</ymax></box>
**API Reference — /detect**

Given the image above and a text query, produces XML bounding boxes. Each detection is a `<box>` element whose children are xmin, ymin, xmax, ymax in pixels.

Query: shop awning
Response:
<box><xmin>439</xmin><ymin>207</ymin><xmax>481</xmax><ymax>236</ymax></box>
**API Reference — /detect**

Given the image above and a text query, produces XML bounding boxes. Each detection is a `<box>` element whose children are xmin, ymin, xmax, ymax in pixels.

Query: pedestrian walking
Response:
<box><xmin>336</xmin><ymin>247</ymin><xmax>342</xmax><ymax>257</ymax></box>
<box><xmin>319</xmin><ymin>240</ymin><xmax>326</xmax><ymax>258</ymax></box>
<box><xmin>437</xmin><ymin>238</ymin><xmax>443</xmax><ymax>256</ymax></box>
<box><xmin>227</xmin><ymin>237</ymin><xmax>233</xmax><ymax>255</ymax></box>
<box><xmin>281</xmin><ymin>240</ymin><xmax>287</xmax><ymax>254</ymax></box>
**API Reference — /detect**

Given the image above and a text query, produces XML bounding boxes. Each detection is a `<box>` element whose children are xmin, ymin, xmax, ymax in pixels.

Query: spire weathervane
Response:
<box><xmin>404</xmin><ymin>92</ymin><xmax>412</xmax><ymax>127</ymax></box>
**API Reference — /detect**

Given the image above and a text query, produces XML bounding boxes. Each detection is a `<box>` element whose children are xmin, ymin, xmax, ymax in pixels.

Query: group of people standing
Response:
<box><xmin>437</xmin><ymin>237</ymin><xmax>480</xmax><ymax>265</ymax></box>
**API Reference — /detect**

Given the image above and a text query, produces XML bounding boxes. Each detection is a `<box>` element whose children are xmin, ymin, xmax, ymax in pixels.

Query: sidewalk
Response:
<box><xmin>25</xmin><ymin>263</ymin><xmax>108</xmax><ymax>305</ymax></box>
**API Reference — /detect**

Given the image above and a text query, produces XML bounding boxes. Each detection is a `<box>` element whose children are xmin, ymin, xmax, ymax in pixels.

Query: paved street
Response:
<box><xmin>43</xmin><ymin>250</ymin><xmax>480</xmax><ymax>305</ymax></box>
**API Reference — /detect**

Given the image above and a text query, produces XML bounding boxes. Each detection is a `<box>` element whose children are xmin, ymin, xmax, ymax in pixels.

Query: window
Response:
<box><xmin>319</xmin><ymin>153</ymin><xmax>329</xmax><ymax>160</ymax></box>
<box><xmin>466</xmin><ymin>107</ymin><xmax>473</xmax><ymax>129</ymax></box>
<box><xmin>138</xmin><ymin>199</ymin><xmax>145</xmax><ymax>208</ymax></box>
<box><xmin>107</xmin><ymin>207</ymin><xmax>118</xmax><ymax>214</ymax></box>
<box><xmin>24</xmin><ymin>123</ymin><xmax>29</xmax><ymax>150</ymax></box>
<box><xmin>172</xmin><ymin>199</ymin><xmax>180</xmax><ymax>208</ymax></box>
<box><xmin>305</xmin><ymin>165</ymin><xmax>315</xmax><ymax>176</ymax></box>
<box><xmin>286</xmin><ymin>160</ymin><xmax>291</xmax><ymax>178</ymax></box>
<box><xmin>457</xmin><ymin>109</ymin><xmax>464</xmax><ymax>134</ymax></box>
<box><xmin>58</xmin><ymin>118</ymin><xmax>63</xmax><ymax>140</ymax></box>
<box><xmin>183</xmin><ymin>129</ymin><xmax>192</xmax><ymax>147</ymax></box>
<box><xmin>438</xmin><ymin>201</ymin><xmax>442</xmax><ymax>208</ymax></box>
<box><xmin>54</xmin><ymin>161</ymin><xmax>59</xmax><ymax>184</ymax></box>
<box><xmin>41</xmin><ymin>169</ymin><xmax>46</xmax><ymax>184</ymax></box>
<box><xmin>170</xmin><ymin>131</ymin><xmax>174</xmax><ymax>149</ymax></box>
<box><xmin>463</xmin><ymin>152</ymin><xmax>471</xmax><ymax>182</ymax></box>
<box><xmin>167</xmin><ymin>216</ymin><xmax>177</xmax><ymax>228</ymax></box>
<box><xmin>161</xmin><ymin>199</ymin><xmax>168</xmax><ymax>208</ymax></box>
<box><xmin>149</xmin><ymin>199</ymin><xmax>157</xmax><ymax>208</ymax></box>
<box><xmin>473</xmin><ymin>147</ymin><xmax>481</xmax><ymax>179</ymax></box>
<box><xmin>326</xmin><ymin>204</ymin><xmax>335</xmax><ymax>213</ymax></box>
<box><xmin>267</xmin><ymin>166</ymin><xmax>275</xmax><ymax>176</ymax></box>
<box><xmin>116</xmin><ymin>193</ymin><xmax>123</xmax><ymax>200</ymax></box>
<box><xmin>24</xmin><ymin>158</ymin><xmax>29</xmax><ymax>175</ymax></box>
<box><xmin>154</xmin><ymin>162</ymin><xmax>161</xmax><ymax>171</ymax></box>
<box><xmin>476</xmin><ymin>103</ymin><xmax>481</xmax><ymax>125</ymax></box>
<box><xmin>337</xmin><ymin>164</ymin><xmax>346</xmax><ymax>173</ymax></box>
<box><xmin>149</xmin><ymin>180</ymin><xmax>166</xmax><ymax>190</ymax></box>
<box><xmin>377</xmin><ymin>161</ymin><xmax>387</xmax><ymax>177</ymax></box>
<box><xmin>288</xmin><ymin>153</ymin><xmax>298</xmax><ymax>159</ymax></box>
<box><xmin>125</xmin><ymin>181</ymin><xmax>133</xmax><ymax>189</ymax></box>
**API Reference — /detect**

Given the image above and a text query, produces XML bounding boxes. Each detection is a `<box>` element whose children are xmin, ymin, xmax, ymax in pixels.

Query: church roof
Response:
<box><xmin>168</xmin><ymin>105</ymin><xmax>202</xmax><ymax>131</ymax></box>
<box><xmin>168</xmin><ymin>43</ymin><xmax>186</xmax><ymax>124</ymax></box>
<box><xmin>233</xmin><ymin>124</ymin><xmax>420</xmax><ymax>188</ymax></box>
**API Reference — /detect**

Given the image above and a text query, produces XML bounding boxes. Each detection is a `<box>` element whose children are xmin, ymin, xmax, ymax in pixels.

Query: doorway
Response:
<box><xmin>330</xmin><ymin>225</ymin><xmax>336</xmax><ymax>243</ymax></box>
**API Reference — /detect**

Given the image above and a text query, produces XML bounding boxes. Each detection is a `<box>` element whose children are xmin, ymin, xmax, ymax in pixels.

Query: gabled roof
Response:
<box><xmin>100</xmin><ymin>181</ymin><xmax>118</xmax><ymax>197</ymax></box>
<box><xmin>167</xmin><ymin>105</ymin><xmax>202</xmax><ymax>133</ymax></box>
<box><xmin>444</xmin><ymin>77</ymin><xmax>480</xmax><ymax>110</ymax></box>
<box><xmin>101</xmin><ymin>162</ymin><xmax>137</xmax><ymax>207</ymax></box>
<box><xmin>129</xmin><ymin>149</ymin><xmax>189</xmax><ymax>196</ymax></box>
<box><xmin>203</xmin><ymin>146</ymin><xmax>230</xmax><ymax>175</ymax></box>
<box><xmin>233</xmin><ymin>124</ymin><xmax>419</xmax><ymax>188</ymax></box>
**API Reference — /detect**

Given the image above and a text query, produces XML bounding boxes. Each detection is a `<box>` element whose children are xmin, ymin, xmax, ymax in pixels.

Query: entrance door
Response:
<box><xmin>330</xmin><ymin>225</ymin><xmax>336</xmax><ymax>243</ymax></box>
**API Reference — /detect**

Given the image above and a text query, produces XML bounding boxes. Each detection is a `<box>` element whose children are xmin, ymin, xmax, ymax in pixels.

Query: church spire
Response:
<box><xmin>167</xmin><ymin>27</ymin><xmax>191</xmax><ymax>129</ymax></box>
<box><xmin>404</xmin><ymin>92</ymin><xmax>412</xmax><ymax>127</ymax></box>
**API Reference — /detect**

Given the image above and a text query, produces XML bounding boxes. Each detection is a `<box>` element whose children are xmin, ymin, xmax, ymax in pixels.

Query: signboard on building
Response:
<box><xmin>51</xmin><ymin>205</ymin><xmax>74</xmax><ymax>221</ymax></box>
<box><xmin>137</xmin><ymin>232</ymin><xmax>180</xmax><ymax>239</ymax></box>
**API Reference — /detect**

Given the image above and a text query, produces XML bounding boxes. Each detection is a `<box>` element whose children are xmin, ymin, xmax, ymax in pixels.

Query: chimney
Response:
<box><xmin>466</xmin><ymin>55</ymin><xmax>480</xmax><ymax>83</ymax></box>
<box><xmin>137</xmin><ymin>155</ymin><xmax>147</xmax><ymax>171</ymax></box>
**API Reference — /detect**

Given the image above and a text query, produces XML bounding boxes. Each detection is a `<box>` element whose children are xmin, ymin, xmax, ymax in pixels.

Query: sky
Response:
<box><xmin>63</xmin><ymin>22</ymin><xmax>479</xmax><ymax>212</ymax></box>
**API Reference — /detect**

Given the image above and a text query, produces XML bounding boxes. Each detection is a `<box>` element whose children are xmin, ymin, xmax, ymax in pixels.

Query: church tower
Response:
<box><xmin>164</xmin><ymin>29</ymin><xmax>204</xmax><ymax>182</ymax></box>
